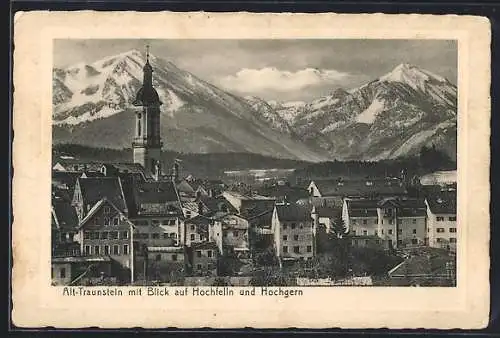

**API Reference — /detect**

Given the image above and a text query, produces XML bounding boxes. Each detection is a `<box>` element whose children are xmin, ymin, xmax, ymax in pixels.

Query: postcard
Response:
<box><xmin>12</xmin><ymin>11</ymin><xmax>491</xmax><ymax>328</ymax></box>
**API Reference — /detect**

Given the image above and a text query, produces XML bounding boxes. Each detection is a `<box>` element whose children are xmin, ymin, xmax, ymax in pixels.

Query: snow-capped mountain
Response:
<box><xmin>53</xmin><ymin>53</ymin><xmax>457</xmax><ymax>162</ymax></box>
<box><xmin>52</xmin><ymin>50</ymin><xmax>329</xmax><ymax>162</ymax></box>
<box><xmin>274</xmin><ymin>63</ymin><xmax>457</xmax><ymax>161</ymax></box>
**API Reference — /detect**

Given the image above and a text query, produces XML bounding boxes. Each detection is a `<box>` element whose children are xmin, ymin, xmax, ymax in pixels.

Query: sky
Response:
<box><xmin>54</xmin><ymin>39</ymin><xmax>457</xmax><ymax>101</ymax></box>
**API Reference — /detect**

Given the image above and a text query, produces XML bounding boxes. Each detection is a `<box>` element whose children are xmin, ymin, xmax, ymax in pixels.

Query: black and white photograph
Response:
<box><xmin>50</xmin><ymin>38</ymin><xmax>458</xmax><ymax>288</ymax></box>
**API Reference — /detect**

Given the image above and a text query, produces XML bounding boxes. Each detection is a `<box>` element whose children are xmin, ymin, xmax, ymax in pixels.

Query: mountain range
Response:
<box><xmin>52</xmin><ymin>50</ymin><xmax>457</xmax><ymax>162</ymax></box>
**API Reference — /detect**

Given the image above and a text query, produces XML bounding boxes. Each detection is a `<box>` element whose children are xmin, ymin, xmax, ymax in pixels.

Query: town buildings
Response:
<box><xmin>50</xmin><ymin>46</ymin><xmax>457</xmax><ymax>286</ymax></box>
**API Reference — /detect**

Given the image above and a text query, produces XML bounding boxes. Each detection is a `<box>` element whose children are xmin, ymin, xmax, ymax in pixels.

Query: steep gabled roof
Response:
<box><xmin>78</xmin><ymin>197</ymin><xmax>135</xmax><ymax>229</ymax></box>
<box><xmin>77</xmin><ymin>177</ymin><xmax>128</xmax><ymax>214</ymax></box>
<box><xmin>52</xmin><ymin>199</ymin><xmax>79</xmax><ymax>230</ymax></box>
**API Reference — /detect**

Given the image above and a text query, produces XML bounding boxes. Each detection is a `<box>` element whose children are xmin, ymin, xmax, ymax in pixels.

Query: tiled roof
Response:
<box><xmin>275</xmin><ymin>203</ymin><xmax>312</xmax><ymax>222</ymax></box>
<box><xmin>78</xmin><ymin>177</ymin><xmax>127</xmax><ymax>214</ymax></box>
<box><xmin>388</xmin><ymin>254</ymin><xmax>455</xmax><ymax>278</ymax></box>
<box><xmin>52</xmin><ymin>199</ymin><xmax>79</xmax><ymax>230</ymax></box>
<box><xmin>191</xmin><ymin>241</ymin><xmax>218</xmax><ymax>251</ymax></box>
<box><xmin>314</xmin><ymin>206</ymin><xmax>340</xmax><ymax>218</ymax></box>
<box><xmin>423</xmin><ymin>187</ymin><xmax>457</xmax><ymax>215</ymax></box>
<box><xmin>125</xmin><ymin>180</ymin><xmax>183</xmax><ymax>217</ymax></box>
<box><xmin>52</xmin><ymin>171</ymin><xmax>81</xmax><ymax>194</ymax></box>
<box><xmin>378</xmin><ymin>198</ymin><xmax>427</xmax><ymax>217</ymax></box>
<box><xmin>313</xmin><ymin>178</ymin><xmax>407</xmax><ymax>197</ymax></box>
<box><xmin>346</xmin><ymin>199</ymin><xmax>379</xmax><ymax>217</ymax></box>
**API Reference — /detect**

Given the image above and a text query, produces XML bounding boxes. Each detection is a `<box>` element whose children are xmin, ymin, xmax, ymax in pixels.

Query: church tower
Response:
<box><xmin>132</xmin><ymin>46</ymin><xmax>163</xmax><ymax>177</ymax></box>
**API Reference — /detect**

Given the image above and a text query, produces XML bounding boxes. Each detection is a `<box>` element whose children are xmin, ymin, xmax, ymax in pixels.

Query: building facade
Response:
<box><xmin>272</xmin><ymin>203</ymin><xmax>316</xmax><ymax>262</ymax></box>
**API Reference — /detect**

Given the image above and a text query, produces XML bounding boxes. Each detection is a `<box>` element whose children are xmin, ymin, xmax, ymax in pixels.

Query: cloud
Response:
<box><xmin>218</xmin><ymin>67</ymin><xmax>354</xmax><ymax>94</ymax></box>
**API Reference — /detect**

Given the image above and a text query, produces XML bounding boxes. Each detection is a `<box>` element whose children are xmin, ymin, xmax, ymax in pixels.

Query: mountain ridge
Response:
<box><xmin>53</xmin><ymin>51</ymin><xmax>457</xmax><ymax>162</ymax></box>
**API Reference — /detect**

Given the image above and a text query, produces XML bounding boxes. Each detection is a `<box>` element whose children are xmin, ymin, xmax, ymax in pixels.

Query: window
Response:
<box><xmin>172</xmin><ymin>254</ymin><xmax>177</xmax><ymax>261</ymax></box>
<box><xmin>190</xmin><ymin>225</ymin><xmax>195</xmax><ymax>231</ymax></box>
<box><xmin>110</xmin><ymin>231</ymin><xmax>118</xmax><ymax>239</ymax></box>
<box><xmin>283</xmin><ymin>246</ymin><xmax>288</xmax><ymax>253</ymax></box>
<box><xmin>397</xmin><ymin>240</ymin><xmax>403</xmax><ymax>245</ymax></box>
<box><xmin>388</xmin><ymin>229</ymin><xmax>393</xmax><ymax>235</ymax></box>
<box><xmin>291</xmin><ymin>223</ymin><xmax>297</xmax><ymax>229</ymax></box>
<box><xmin>437</xmin><ymin>238</ymin><xmax>444</xmax><ymax>243</ymax></box>
<box><xmin>412</xmin><ymin>239</ymin><xmax>418</xmax><ymax>245</ymax></box>
<box><xmin>450</xmin><ymin>238</ymin><xmax>457</xmax><ymax>243</ymax></box>
<box><xmin>190</xmin><ymin>234</ymin><xmax>195</xmax><ymax>241</ymax></box>
<box><xmin>381</xmin><ymin>220</ymin><xmax>384</xmax><ymax>225</ymax></box>
<box><xmin>299</xmin><ymin>223</ymin><xmax>304</xmax><ymax>229</ymax></box>
<box><xmin>94</xmin><ymin>245</ymin><xmax>100</xmax><ymax>255</ymax></box>
<box><xmin>123</xmin><ymin>244</ymin><xmax>129</xmax><ymax>255</ymax></box>
<box><xmin>113</xmin><ymin>218</ymin><xmax>119</xmax><ymax>226</ymax></box>
<box><xmin>381</xmin><ymin>229</ymin><xmax>384</xmax><ymax>235</ymax></box>
<box><xmin>120</xmin><ymin>231</ymin><xmax>128</xmax><ymax>239</ymax></box>
<box><xmin>412</xmin><ymin>219</ymin><xmax>417</xmax><ymax>224</ymax></box>
<box><xmin>104</xmin><ymin>206</ymin><xmax>110</xmax><ymax>214</ymax></box>
<box><xmin>436</xmin><ymin>217</ymin><xmax>445</xmax><ymax>221</ymax></box>
<box><xmin>91</xmin><ymin>232</ymin><xmax>100</xmax><ymax>240</ymax></box>
<box><xmin>449</xmin><ymin>217</ymin><xmax>456</xmax><ymax>221</ymax></box>
<box><xmin>363</xmin><ymin>230</ymin><xmax>367</xmax><ymax>236</ymax></box>
<box><xmin>389</xmin><ymin>220</ymin><xmax>393</xmax><ymax>225</ymax></box>
<box><xmin>155</xmin><ymin>254</ymin><xmax>161</xmax><ymax>261</ymax></box>
<box><xmin>84</xmin><ymin>232</ymin><xmax>90</xmax><ymax>240</ymax></box>
<box><xmin>163</xmin><ymin>233</ymin><xmax>169</xmax><ymax>239</ymax></box>
<box><xmin>437</xmin><ymin>228</ymin><xmax>445</xmax><ymax>233</ymax></box>
<box><xmin>84</xmin><ymin>245</ymin><xmax>90</xmax><ymax>255</ymax></box>
<box><xmin>293</xmin><ymin>235</ymin><xmax>299</xmax><ymax>241</ymax></box>
<box><xmin>233</xmin><ymin>231</ymin><xmax>239</xmax><ymax>237</ymax></box>
<box><xmin>306</xmin><ymin>246</ymin><xmax>312</xmax><ymax>253</ymax></box>
<box><xmin>113</xmin><ymin>245</ymin><xmax>119</xmax><ymax>255</ymax></box>
<box><xmin>60</xmin><ymin>268</ymin><xmax>66</xmax><ymax>278</ymax></box>
<box><xmin>351</xmin><ymin>230</ymin><xmax>356</xmax><ymax>236</ymax></box>
<box><xmin>283</xmin><ymin>235</ymin><xmax>288</xmax><ymax>241</ymax></box>
<box><xmin>104</xmin><ymin>245</ymin><xmax>110</xmax><ymax>255</ymax></box>
<box><xmin>197</xmin><ymin>264</ymin><xmax>202</xmax><ymax>271</ymax></box>
<box><xmin>101</xmin><ymin>231</ymin><xmax>109</xmax><ymax>240</ymax></box>
<box><xmin>283</xmin><ymin>224</ymin><xmax>288</xmax><ymax>230</ymax></box>
<box><xmin>397</xmin><ymin>219</ymin><xmax>403</xmax><ymax>225</ymax></box>
<box><xmin>374</xmin><ymin>230</ymin><xmax>378</xmax><ymax>236</ymax></box>
<box><xmin>207</xmin><ymin>250</ymin><xmax>213</xmax><ymax>258</ymax></box>
<box><xmin>293</xmin><ymin>246</ymin><xmax>300</xmax><ymax>254</ymax></box>
<box><xmin>412</xmin><ymin>229</ymin><xmax>417</xmax><ymax>234</ymax></box>
<box><xmin>152</xmin><ymin>233</ymin><xmax>160</xmax><ymax>239</ymax></box>
<box><xmin>363</xmin><ymin>219</ymin><xmax>367</xmax><ymax>225</ymax></box>
<box><xmin>104</xmin><ymin>218</ymin><xmax>110</xmax><ymax>226</ymax></box>
<box><xmin>196</xmin><ymin>250</ymin><xmax>202</xmax><ymax>258</ymax></box>
<box><xmin>208</xmin><ymin>263</ymin><xmax>213</xmax><ymax>270</ymax></box>
<box><xmin>186</xmin><ymin>211</ymin><xmax>191</xmax><ymax>218</ymax></box>
<box><xmin>397</xmin><ymin>229</ymin><xmax>402</xmax><ymax>234</ymax></box>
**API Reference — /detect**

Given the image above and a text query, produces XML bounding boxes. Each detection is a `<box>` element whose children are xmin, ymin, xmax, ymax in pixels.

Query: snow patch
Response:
<box><xmin>54</xmin><ymin>106</ymin><xmax>121</xmax><ymax>126</ymax></box>
<box><xmin>390</xmin><ymin>121</ymin><xmax>454</xmax><ymax>158</ymax></box>
<box><xmin>356</xmin><ymin>99</ymin><xmax>385</xmax><ymax>124</ymax></box>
